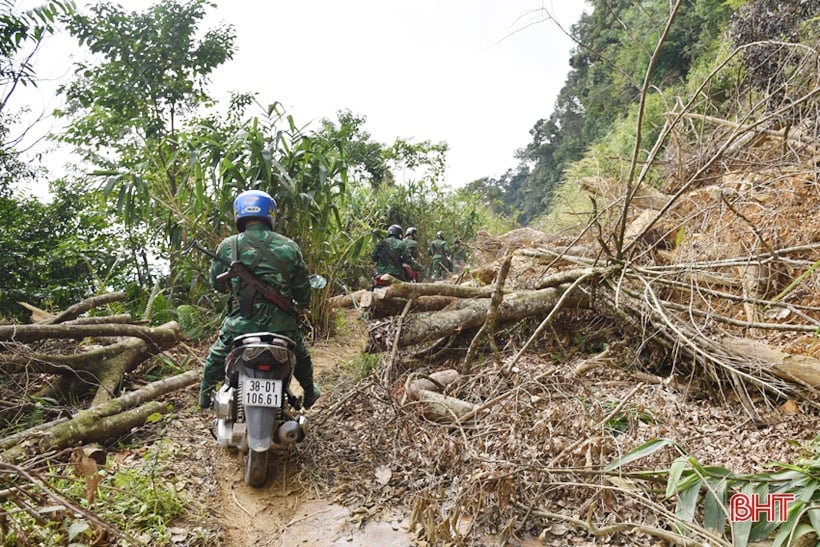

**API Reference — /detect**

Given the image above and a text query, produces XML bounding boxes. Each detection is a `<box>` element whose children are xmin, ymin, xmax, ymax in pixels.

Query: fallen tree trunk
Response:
<box><xmin>0</xmin><ymin>323</ymin><xmax>178</xmax><ymax>346</ymax></box>
<box><xmin>719</xmin><ymin>336</ymin><xmax>820</xmax><ymax>389</ymax></box>
<box><xmin>88</xmin><ymin>321</ymin><xmax>181</xmax><ymax>406</ymax></box>
<box><xmin>366</xmin><ymin>284</ymin><xmax>587</xmax><ymax>353</ymax></box>
<box><xmin>362</xmin><ymin>293</ymin><xmax>456</xmax><ymax>319</ymax></box>
<box><xmin>0</xmin><ymin>322</ymin><xmax>180</xmax><ymax>377</ymax></box>
<box><xmin>404</xmin><ymin>369</ymin><xmax>461</xmax><ymax>400</ymax></box>
<box><xmin>328</xmin><ymin>289</ymin><xmax>369</xmax><ymax>309</ymax></box>
<box><xmin>0</xmin><ymin>417</ymin><xmax>69</xmax><ymax>451</ymax></box>
<box><xmin>408</xmin><ymin>389</ymin><xmax>478</xmax><ymax>422</ymax></box>
<box><xmin>0</xmin><ymin>370</ymin><xmax>198</xmax><ymax>463</ymax></box>
<box><xmin>41</xmin><ymin>292</ymin><xmax>127</xmax><ymax>325</ymax></box>
<box><xmin>374</xmin><ymin>280</ymin><xmax>497</xmax><ymax>300</ymax></box>
<box><xmin>403</xmin><ymin>369</ymin><xmax>477</xmax><ymax>422</ymax></box>
<box><xmin>64</xmin><ymin>314</ymin><xmax>137</xmax><ymax>325</ymax></box>
<box><xmin>52</xmin><ymin>401</ymin><xmax>169</xmax><ymax>450</ymax></box>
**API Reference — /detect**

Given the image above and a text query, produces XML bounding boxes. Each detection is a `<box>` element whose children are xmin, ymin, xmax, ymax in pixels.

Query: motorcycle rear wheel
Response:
<box><xmin>245</xmin><ymin>449</ymin><xmax>269</xmax><ymax>487</ymax></box>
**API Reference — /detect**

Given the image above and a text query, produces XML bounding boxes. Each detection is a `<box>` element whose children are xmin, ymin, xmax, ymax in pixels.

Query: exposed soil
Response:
<box><xmin>162</xmin><ymin>313</ymin><xmax>418</xmax><ymax>547</ymax></box>
<box><xmin>161</xmin><ymin>303</ymin><xmax>818</xmax><ymax>547</ymax></box>
<box><xmin>156</xmin><ymin>157</ymin><xmax>820</xmax><ymax>546</ymax></box>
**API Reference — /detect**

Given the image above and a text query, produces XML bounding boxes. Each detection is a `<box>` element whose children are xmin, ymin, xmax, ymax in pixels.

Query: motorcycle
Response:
<box><xmin>373</xmin><ymin>264</ymin><xmax>419</xmax><ymax>288</ymax></box>
<box><xmin>211</xmin><ymin>274</ymin><xmax>327</xmax><ymax>487</ymax></box>
<box><xmin>211</xmin><ymin>331</ymin><xmax>305</xmax><ymax>486</ymax></box>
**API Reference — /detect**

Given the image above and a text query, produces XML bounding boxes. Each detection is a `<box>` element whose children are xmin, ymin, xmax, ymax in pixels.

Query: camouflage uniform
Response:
<box><xmin>427</xmin><ymin>237</ymin><xmax>453</xmax><ymax>279</ymax></box>
<box><xmin>451</xmin><ymin>240</ymin><xmax>467</xmax><ymax>273</ymax></box>
<box><xmin>404</xmin><ymin>237</ymin><xmax>420</xmax><ymax>261</ymax></box>
<box><xmin>371</xmin><ymin>235</ymin><xmax>420</xmax><ymax>281</ymax></box>
<box><xmin>198</xmin><ymin>223</ymin><xmax>319</xmax><ymax>409</ymax></box>
<box><xmin>402</xmin><ymin>237</ymin><xmax>424</xmax><ymax>281</ymax></box>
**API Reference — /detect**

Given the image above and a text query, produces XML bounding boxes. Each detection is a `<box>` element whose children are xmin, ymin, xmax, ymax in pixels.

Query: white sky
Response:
<box><xmin>13</xmin><ymin>0</ymin><xmax>588</xmax><ymax>192</ymax></box>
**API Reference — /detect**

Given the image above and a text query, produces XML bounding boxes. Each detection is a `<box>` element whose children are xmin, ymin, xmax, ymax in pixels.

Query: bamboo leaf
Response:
<box><xmin>675</xmin><ymin>470</ymin><xmax>703</xmax><ymax>494</ymax></box>
<box><xmin>749</xmin><ymin>482</ymin><xmax>777</xmax><ymax>542</ymax></box>
<box><xmin>808</xmin><ymin>506</ymin><xmax>820</xmax><ymax>534</ymax></box>
<box><xmin>666</xmin><ymin>455</ymin><xmax>688</xmax><ymax>497</ymax></box>
<box><xmin>772</xmin><ymin>500</ymin><xmax>804</xmax><ymax>547</ymax></box>
<box><xmin>675</xmin><ymin>479</ymin><xmax>702</xmax><ymax>524</ymax></box>
<box><xmin>605</xmin><ymin>438</ymin><xmax>677</xmax><ymax>471</ymax></box>
<box><xmin>731</xmin><ymin>482</ymin><xmax>755</xmax><ymax>547</ymax></box>
<box><xmin>704</xmin><ymin>477</ymin><xmax>729</xmax><ymax>534</ymax></box>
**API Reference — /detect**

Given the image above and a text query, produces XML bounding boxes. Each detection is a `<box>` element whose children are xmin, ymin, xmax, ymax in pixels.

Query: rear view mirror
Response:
<box><xmin>309</xmin><ymin>274</ymin><xmax>327</xmax><ymax>290</ymax></box>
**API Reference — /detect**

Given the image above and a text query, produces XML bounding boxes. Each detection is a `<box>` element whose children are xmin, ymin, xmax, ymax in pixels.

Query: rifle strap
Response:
<box><xmin>232</xmin><ymin>232</ymin><xmax>293</xmax><ymax>319</ymax></box>
<box><xmin>228</xmin><ymin>236</ymin><xmax>254</xmax><ymax>318</ymax></box>
<box><xmin>244</xmin><ymin>231</ymin><xmax>289</xmax><ymax>273</ymax></box>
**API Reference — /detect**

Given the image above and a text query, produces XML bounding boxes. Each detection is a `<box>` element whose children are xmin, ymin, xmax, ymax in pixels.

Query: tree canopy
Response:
<box><xmin>0</xmin><ymin>0</ymin><xmax>75</xmax><ymax>195</ymax></box>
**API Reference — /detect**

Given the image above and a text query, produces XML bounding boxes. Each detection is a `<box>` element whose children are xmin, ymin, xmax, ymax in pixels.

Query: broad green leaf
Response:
<box><xmin>675</xmin><ymin>479</ymin><xmax>702</xmax><ymax>524</ymax></box>
<box><xmin>700</xmin><ymin>465</ymin><xmax>733</xmax><ymax>478</ymax></box>
<box><xmin>772</xmin><ymin>500</ymin><xmax>804</xmax><ymax>547</ymax></box>
<box><xmin>808</xmin><ymin>506</ymin><xmax>820</xmax><ymax>535</ymax></box>
<box><xmin>731</xmin><ymin>482</ymin><xmax>755</xmax><ymax>547</ymax></box>
<box><xmin>788</xmin><ymin>523</ymin><xmax>817</xmax><ymax>545</ymax></box>
<box><xmin>666</xmin><ymin>455</ymin><xmax>688</xmax><ymax>497</ymax></box>
<box><xmin>605</xmin><ymin>438</ymin><xmax>677</xmax><ymax>471</ymax></box>
<box><xmin>749</xmin><ymin>482</ymin><xmax>779</xmax><ymax>542</ymax></box>
<box><xmin>796</xmin><ymin>481</ymin><xmax>817</xmax><ymax>503</ymax></box>
<box><xmin>704</xmin><ymin>477</ymin><xmax>728</xmax><ymax>534</ymax></box>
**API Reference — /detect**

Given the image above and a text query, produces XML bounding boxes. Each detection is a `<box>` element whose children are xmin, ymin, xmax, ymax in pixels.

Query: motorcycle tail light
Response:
<box><xmin>257</xmin><ymin>363</ymin><xmax>271</xmax><ymax>371</ymax></box>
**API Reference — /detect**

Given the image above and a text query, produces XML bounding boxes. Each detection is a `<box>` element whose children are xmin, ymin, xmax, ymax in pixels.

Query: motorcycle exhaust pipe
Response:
<box><xmin>275</xmin><ymin>417</ymin><xmax>307</xmax><ymax>445</ymax></box>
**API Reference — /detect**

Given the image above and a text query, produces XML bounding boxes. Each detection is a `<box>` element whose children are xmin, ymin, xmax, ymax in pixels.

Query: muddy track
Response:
<box><xmin>170</xmin><ymin>315</ymin><xmax>414</xmax><ymax>546</ymax></box>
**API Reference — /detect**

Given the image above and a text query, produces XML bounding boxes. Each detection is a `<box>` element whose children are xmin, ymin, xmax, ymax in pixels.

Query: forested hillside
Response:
<box><xmin>467</xmin><ymin>0</ymin><xmax>818</xmax><ymax>226</ymax></box>
<box><xmin>1</xmin><ymin>0</ymin><xmax>817</xmax><ymax>320</ymax></box>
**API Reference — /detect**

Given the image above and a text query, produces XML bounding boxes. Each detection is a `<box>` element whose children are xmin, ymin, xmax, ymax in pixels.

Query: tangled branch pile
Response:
<box><xmin>0</xmin><ymin>293</ymin><xmax>194</xmax><ymax>462</ymax></box>
<box><xmin>319</xmin><ymin>41</ymin><xmax>820</xmax><ymax>545</ymax></box>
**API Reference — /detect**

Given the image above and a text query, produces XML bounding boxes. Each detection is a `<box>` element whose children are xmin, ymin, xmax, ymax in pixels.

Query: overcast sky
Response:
<box><xmin>14</xmin><ymin>0</ymin><xmax>588</xmax><ymax>192</ymax></box>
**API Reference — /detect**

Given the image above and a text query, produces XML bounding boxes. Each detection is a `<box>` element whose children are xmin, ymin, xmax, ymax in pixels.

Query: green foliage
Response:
<box><xmin>177</xmin><ymin>101</ymin><xmax>355</xmax><ymax>332</ymax></box>
<box><xmin>607</xmin><ymin>436</ymin><xmax>820</xmax><ymax>546</ymax></box>
<box><xmin>383</xmin><ymin>136</ymin><xmax>449</xmax><ymax>187</ymax></box>
<box><xmin>0</xmin><ymin>181</ymin><xmax>133</xmax><ymax>321</ymax></box>
<box><xmin>174</xmin><ymin>303</ymin><xmax>214</xmax><ymax>340</ymax></box>
<box><xmin>492</xmin><ymin>0</ymin><xmax>738</xmax><ymax>225</ymax></box>
<box><xmin>318</xmin><ymin>110</ymin><xmax>449</xmax><ymax>189</ymax></box>
<box><xmin>342</xmin><ymin>352</ymin><xmax>382</xmax><ymax>380</ymax></box>
<box><xmin>319</xmin><ymin>110</ymin><xmax>391</xmax><ymax>187</ymax></box>
<box><xmin>0</xmin><ymin>0</ymin><xmax>75</xmax><ymax>194</ymax></box>
<box><xmin>101</xmin><ymin>444</ymin><xmax>187</xmax><ymax>537</ymax></box>
<box><xmin>179</xmin><ymin>101</ymin><xmax>503</xmax><ymax>318</ymax></box>
<box><xmin>530</xmin><ymin>176</ymin><xmax>589</xmax><ymax>235</ymax></box>
<box><xmin>53</xmin><ymin>0</ymin><xmax>237</xmax><ymax>302</ymax></box>
<box><xmin>0</xmin><ymin>440</ymin><xmax>187</xmax><ymax>546</ymax></box>
<box><xmin>728</xmin><ymin>0</ymin><xmax>820</xmax><ymax>103</ymax></box>
<box><xmin>57</xmin><ymin>0</ymin><xmax>235</xmax><ymax>151</ymax></box>
<box><xmin>565</xmin><ymin>91</ymin><xmax>670</xmax><ymax>186</ymax></box>
<box><xmin>34</xmin><ymin>0</ymin><xmax>514</xmax><ymax>330</ymax></box>
<box><xmin>350</xmin><ymin>175</ymin><xmax>507</xmax><ymax>283</ymax></box>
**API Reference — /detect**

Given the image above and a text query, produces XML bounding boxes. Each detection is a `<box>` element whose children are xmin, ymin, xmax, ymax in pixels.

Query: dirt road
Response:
<box><xmin>181</xmin><ymin>318</ymin><xmax>416</xmax><ymax>546</ymax></box>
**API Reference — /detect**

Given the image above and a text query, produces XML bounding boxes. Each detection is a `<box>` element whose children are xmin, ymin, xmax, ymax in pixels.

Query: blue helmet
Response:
<box><xmin>234</xmin><ymin>190</ymin><xmax>276</xmax><ymax>232</ymax></box>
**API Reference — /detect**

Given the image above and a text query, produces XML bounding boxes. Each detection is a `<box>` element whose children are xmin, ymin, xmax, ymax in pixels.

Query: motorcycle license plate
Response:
<box><xmin>243</xmin><ymin>378</ymin><xmax>283</xmax><ymax>407</ymax></box>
